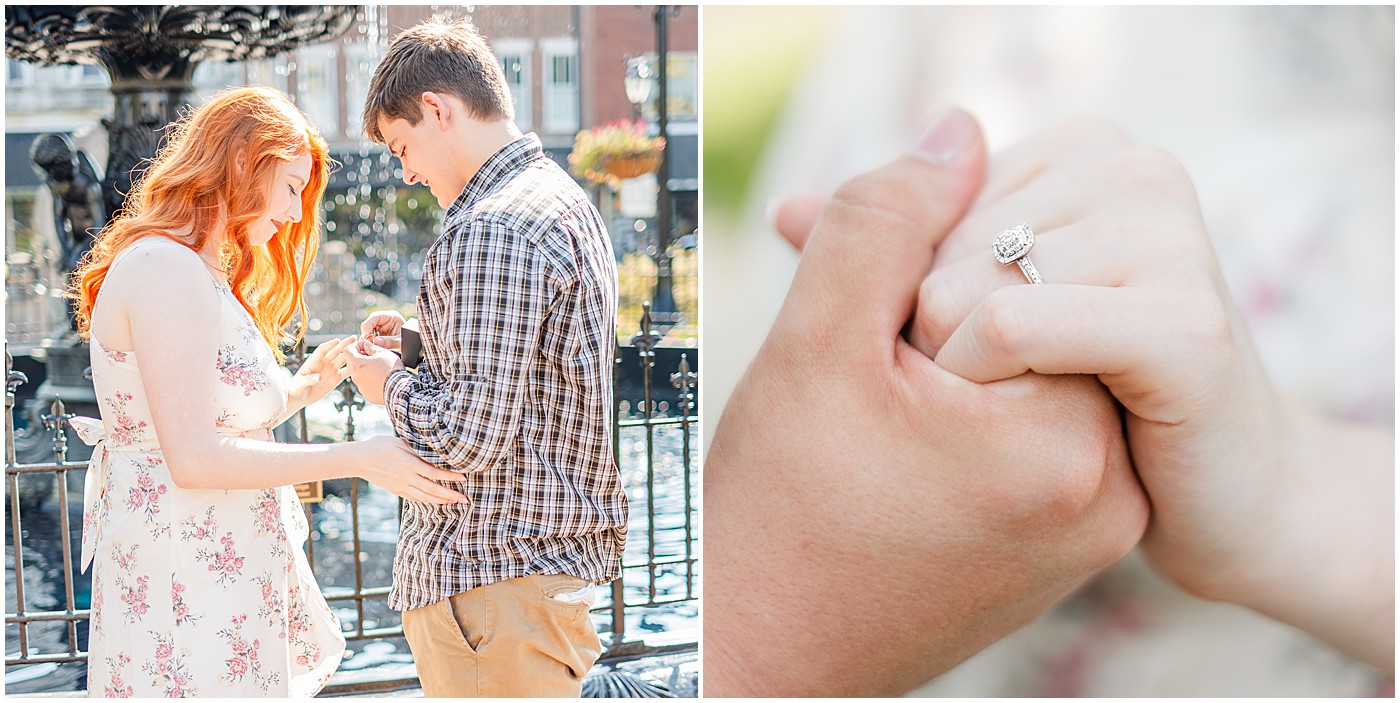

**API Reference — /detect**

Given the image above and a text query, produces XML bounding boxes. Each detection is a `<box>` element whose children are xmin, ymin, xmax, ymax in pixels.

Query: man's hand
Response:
<box><xmin>346</xmin><ymin>338</ymin><xmax>404</xmax><ymax>405</ymax></box>
<box><xmin>360</xmin><ymin>309</ymin><xmax>406</xmax><ymax>351</ymax></box>
<box><xmin>706</xmin><ymin>109</ymin><xmax>1149</xmax><ymax>696</ymax></box>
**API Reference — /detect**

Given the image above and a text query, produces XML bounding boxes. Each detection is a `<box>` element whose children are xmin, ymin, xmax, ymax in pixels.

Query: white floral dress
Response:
<box><xmin>76</xmin><ymin>237</ymin><xmax>344</xmax><ymax>697</ymax></box>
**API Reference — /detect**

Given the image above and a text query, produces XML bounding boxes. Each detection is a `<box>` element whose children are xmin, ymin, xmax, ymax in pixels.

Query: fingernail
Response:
<box><xmin>763</xmin><ymin>199</ymin><xmax>782</xmax><ymax>229</ymax></box>
<box><xmin>909</xmin><ymin>107</ymin><xmax>977</xmax><ymax>165</ymax></box>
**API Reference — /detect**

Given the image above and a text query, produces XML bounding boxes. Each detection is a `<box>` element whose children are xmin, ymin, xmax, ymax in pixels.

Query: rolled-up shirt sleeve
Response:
<box><xmin>383</xmin><ymin>218</ymin><xmax>558</xmax><ymax>472</ymax></box>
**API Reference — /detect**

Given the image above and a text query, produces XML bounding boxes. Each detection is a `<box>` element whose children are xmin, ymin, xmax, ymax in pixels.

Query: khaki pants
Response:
<box><xmin>401</xmin><ymin>574</ymin><xmax>602</xmax><ymax>698</ymax></box>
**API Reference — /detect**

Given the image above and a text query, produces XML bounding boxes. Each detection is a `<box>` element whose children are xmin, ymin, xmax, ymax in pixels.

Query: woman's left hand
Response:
<box><xmin>911</xmin><ymin>120</ymin><xmax>1392</xmax><ymax>670</ymax></box>
<box><xmin>288</xmin><ymin>336</ymin><xmax>356</xmax><ymax>410</ymax></box>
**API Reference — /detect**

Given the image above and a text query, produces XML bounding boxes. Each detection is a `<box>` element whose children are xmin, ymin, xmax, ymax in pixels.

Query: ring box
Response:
<box><xmin>399</xmin><ymin>318</ymin><xmax>422</xmax><ymax>369</ymax></box>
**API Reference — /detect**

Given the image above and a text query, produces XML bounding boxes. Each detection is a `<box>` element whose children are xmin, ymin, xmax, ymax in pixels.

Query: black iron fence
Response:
<box><xmin>4</xmin><ymin>304</ymin><xmax>698</xmax><ymax>694</ymax></box>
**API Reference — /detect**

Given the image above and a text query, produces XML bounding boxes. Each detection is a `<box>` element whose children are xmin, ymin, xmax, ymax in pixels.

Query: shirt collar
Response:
<box><xmin>445</xmin><ymin>133</ymin><xmax>544</xmax><ymax>218</ymax></box>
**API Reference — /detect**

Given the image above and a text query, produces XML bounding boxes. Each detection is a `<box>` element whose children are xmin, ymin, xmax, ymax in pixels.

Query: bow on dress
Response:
<box><xmin>70</xmin><ymin>415</ymin><xmax>113</xmax><ymax>574</ymax></box>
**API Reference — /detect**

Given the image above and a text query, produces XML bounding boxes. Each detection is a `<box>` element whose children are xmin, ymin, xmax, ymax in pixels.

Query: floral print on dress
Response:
<box><xmin>250</xmin><ymin>489</ymin><xmax>289</xmax><ymax>559</ymax></box>
<box><xmin>253</xmin><ymin>572</ymin><xmax>286</xmax><ymax>631</ymax></box>
<box><xmin>218</xmin><ymin>613</ymin><xmax>280</xmax><ymax>692</ymax></box>
<box><xmin>83</xmin><ymin>497</ymin><xmax>102</xmax><ymax>559</ymax></box>
<box><xmin>119</xmin><ymin>575</ymin><xmax>150</xmax><ymax>625</ymax></box>
<box><xmin>99</xmin><ymin>339</ymin><xmax>129</xmax><ymax>365</ymax></box>
<box><xmin>214</xmin><ymin>409</ymin><xmax>236</xmax><ymax>430</ymax></box>
<box><xmin>104</xmin><ymin>653</ymin><xmax>135</xmax><ymax>698</ymax></box>
<box><xmin>178</xmin><ymin>506</ymin><xmax>218</xmax><ymax>544</ymax></box>
<box><xmin>108</xmin><ymin>543</ymin><xmax>151</xmax><ymax>625</ymax></box>
<box><xmin>103</xmin><ymin>392</ymin><xmax>149</xmax><ymax>446</ymax></box>
<box><xmin>141</xmin><ymin>631</ymin><xmax>200</xmax><ymax>698</ymax></box>
<box><xmin>181</xmin><ymin>508</ymin><xmax>246</xmax><ymax>586</ymax></box>
<box><xmin>284</xmin><ymin>581</ymin><xmax>323</xmax><ymax>670</ymax></box>
<box><xmin>91</xmin><ymin>569</ymin><xmax>104</xmax><ymax>631</ymax></box>
<box><xmin>216</xmin><ymin>345</ymin><xmax>270</xmax><ymax>396</ymax></box>
<box><xmin>238</xmin><ymin>319</ymin><xmax>260</xmax><ymax>347</ymax></box>
<box><xmin>259</xmin><ymin>411</ymin><xmax>283</xmax><ymax>432</ymax></box>
<box><xmin>85</xmin><ymin>237</ymin><xmax>344</xmax><ymax>697</ymax></box>
<box><xmin>250</xmin><ymin>489</ymin><xmax>282</xmax><ymax>536</ymax></box>
<box><xmin>211</xmin><ymin>533</ymin><xmax>246</xmax><ymax>585</ymax></box>
<box><xmin>284</xmin><ymin>492</ymin><xmax>310</xmax><ymax>539</ymax></box>
<box><xmin>127</xmin><ymin>457</ymin><xmax>170</xmax><ymax>537</ymax></box>
<box><xmin>171</xmin><ymin>576</ymin><xmax>202</xmax><ymax>628</ymax></box>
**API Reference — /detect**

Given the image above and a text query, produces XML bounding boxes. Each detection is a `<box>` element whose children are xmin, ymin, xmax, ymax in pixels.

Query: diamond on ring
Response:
<box><xmin>993</xmin><ymin>223</ymin><xmax>1043</xmax><ymax>284</ymax></box>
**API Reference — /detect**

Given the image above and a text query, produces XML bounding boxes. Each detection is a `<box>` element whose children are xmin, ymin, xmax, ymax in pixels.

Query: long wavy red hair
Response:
<box><xmin>71</xmin><ymin>85</ymin><xmax>330</xmax><ymax>362</ymax></box>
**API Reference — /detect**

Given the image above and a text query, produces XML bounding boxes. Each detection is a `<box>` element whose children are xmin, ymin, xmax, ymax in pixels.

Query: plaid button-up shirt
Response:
<box><xmin>383</xmin><ymin>134</ymin><xmax>627</xmax><ymax>612</ymax></box>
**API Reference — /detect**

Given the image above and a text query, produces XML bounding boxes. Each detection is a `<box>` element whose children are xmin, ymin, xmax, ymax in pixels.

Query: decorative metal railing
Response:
<box><xmin>4</xmin><ymin>304</ymin><xmax>698</xmax><ymax>693</ymax></box>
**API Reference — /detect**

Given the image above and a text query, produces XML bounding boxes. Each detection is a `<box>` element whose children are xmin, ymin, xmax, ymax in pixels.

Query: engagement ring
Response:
<box><xmin>993</xmin><ymin>223</ymin><xmax>1043</xmax><ymax>285</ymax></box>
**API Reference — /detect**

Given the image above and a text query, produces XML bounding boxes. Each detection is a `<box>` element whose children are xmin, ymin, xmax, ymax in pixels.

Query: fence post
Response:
<box><xmin>670</xmin><ymin>353</ymin><xmax>696</xmax><ymax>599</ymax></box>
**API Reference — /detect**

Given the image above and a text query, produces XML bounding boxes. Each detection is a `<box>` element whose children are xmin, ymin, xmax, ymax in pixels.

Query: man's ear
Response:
<box><xmin>420</xmin><ymin>91</ymin><xmax>453</xmax><ymax>130</ymax></box>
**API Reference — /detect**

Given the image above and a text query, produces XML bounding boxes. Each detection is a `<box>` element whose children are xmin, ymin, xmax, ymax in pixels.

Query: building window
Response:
<box><xmin>642</xmin><ymin>52</ymin><xmax>698</xmax><ymax>122</ymax></box>
<box><xmin>74</xmin><ymin>63</ymin><xmax>106</xmax><ymax>86</ymax></box>
<box><xmin>58</xmin><ymin>62</ymin><xmax>105</xmax><ymax>87</ymax></box>
<box><xmin>245</xmin><ymin>57</ymin><xmax>289</xmax><ymax>94</ymax></box>
<box><xmin>58</xmin><ymin>63</ymin><xmax>105</xmax><ymax>87</ymax></box>
<box><xmin>493</xmin><ymin>39</ymin><xmax>532</xmax><ymax>131</ymax></box>
<box><xmin>541</xmin><ymin>38</ymin><xmax>579</xmax><ymax>134</ymax></box>
<box><xmin>192</xmin><ymin>60</ymin><xmax>242</xmax><ymax>101</ymax></box>
<box><xmin>296</xmin><ymin>44</ymin><xmax>339</xmax><ymax>138</ymax></box>
<box><xmin>7</xmin><ymin>59</ymin><xmax>30</xmax><ymax>86</ymax></box>
<box><xmin>665</xmin><ymin>52</ymin><xmax>698</xmax><ymax>121</ymax></box>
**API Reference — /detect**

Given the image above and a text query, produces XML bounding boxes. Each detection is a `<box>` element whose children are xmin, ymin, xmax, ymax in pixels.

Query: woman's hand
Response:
<box><xmin>916</xmin><ymin>120</ymin><xmax>1393</xmax><ymax>670</ymax></box>
<box><xmin>285</xmin><ymin>337</ymin><xmax>356</xmax><ymax>416</ymax></box>
<box><xmin>356</xmin><ymin>435</ymin><xmax>469</xmax><ymax>505</ymax></box>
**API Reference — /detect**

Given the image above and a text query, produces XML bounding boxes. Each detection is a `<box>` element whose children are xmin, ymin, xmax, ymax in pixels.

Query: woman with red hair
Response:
<box><xmin>68</xmin><ymin>86</ymin><xmax>466</xmax><ymax>697</ymax></box>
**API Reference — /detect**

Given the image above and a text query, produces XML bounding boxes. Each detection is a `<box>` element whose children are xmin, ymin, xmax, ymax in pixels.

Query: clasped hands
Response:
<box><xmin>278</xmin><ymin>312</ymin><xmax>407</xmax><ymax>412</ymax></box>
<box><xmin>344</xmin><ymin>310</ymin><xmax>408</xmax><ymax>406</ymax></box>
<box><xmin>705</xmin><ymin>108</ymin><xmax>1393</xmax><ymax>695</ymax></box>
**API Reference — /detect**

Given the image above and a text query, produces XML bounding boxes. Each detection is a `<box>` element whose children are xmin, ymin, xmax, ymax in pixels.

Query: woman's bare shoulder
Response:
<box><xmin>91</xmin><ymin>237</ymin><xmax>221</xmax><ymax>348</ymax></box>
<box><xmin>101</xmin><ymin>237</ymin><xmax>220</xmax><ymax>311</ymax></box>
<box><xmin>107</xmin><ymin>237</ymin><xmax>210</xmax><ymax>284</ymax></box>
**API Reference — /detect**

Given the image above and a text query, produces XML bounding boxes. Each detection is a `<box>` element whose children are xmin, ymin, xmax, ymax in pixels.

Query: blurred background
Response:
<box><xmin>703</xmin><ymin>5</ymin><xmax>1393</xmax><ymax>697</ymax></box>
<box><xmin>7</xmin><ymin>5</ymin><xmax>699</xmax><ymax>351</ymax></box>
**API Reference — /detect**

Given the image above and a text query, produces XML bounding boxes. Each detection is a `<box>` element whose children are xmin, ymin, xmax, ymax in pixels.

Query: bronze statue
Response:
<box><xmin>30</xmin><ymin>133</ymin><xmax>105</xmax><ymax>330</ymax></box>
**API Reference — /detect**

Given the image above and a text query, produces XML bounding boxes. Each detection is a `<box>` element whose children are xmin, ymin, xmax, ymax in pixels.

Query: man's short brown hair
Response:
<box><xmin>362</xmin><ymin>18</ymin><xmax>514</xmax><ymax>143</ymax></box>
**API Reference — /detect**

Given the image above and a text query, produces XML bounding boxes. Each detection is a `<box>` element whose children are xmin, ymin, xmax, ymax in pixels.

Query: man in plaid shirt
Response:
<box><xmin>345</xmin><ymin>19</ymin><xmax>627</xmax><ymax>698</ymax></box>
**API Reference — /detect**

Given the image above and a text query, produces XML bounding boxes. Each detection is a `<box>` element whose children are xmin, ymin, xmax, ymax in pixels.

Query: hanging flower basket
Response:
<box><xmin>602</xmin><ymin>152</ymin><xmax>663</xmax><ymax>180</ymax></box>
<box><xmin>569</xmin><ymin>119</ymin><xmax>666</xmax><ymax>187</ymax></box>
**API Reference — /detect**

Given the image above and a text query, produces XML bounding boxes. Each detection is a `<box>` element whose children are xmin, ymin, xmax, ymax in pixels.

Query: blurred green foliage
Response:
<box><xmin>702</xmin><ymin>7</ymin><xmax>832</xmax><ymax>215</ymax></box>
<box><xmin>617</xmin><ymin>248</ymin><xmax>697</xmax><ymax>346</ymax></box>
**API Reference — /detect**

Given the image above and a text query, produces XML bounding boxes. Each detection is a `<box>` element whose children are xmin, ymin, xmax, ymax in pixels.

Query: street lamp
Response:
<box><xmin>623</xmin><ymin>55</ymin><xmax>654</xmax><ymax>112</ymax></box>
<box><xmin>623</xmin><ymin>7</ymin><xmax>680</xmax><ymax>323</ymax></box>
<box><xmin>622</xmin><ymin>53</ymin><xmax>672</xmax><ymax>319</ymax></box>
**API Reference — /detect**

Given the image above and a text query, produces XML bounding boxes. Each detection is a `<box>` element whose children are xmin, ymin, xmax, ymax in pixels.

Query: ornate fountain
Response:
<box><xmin>7</xmin><ymin>5</ymin><xmax>360</xmax><ymax>225</ymax></box>
<box><xmin>5</xmin><ymin>5</ymin><xmax>360</xmax><ymax>460</ymax></box>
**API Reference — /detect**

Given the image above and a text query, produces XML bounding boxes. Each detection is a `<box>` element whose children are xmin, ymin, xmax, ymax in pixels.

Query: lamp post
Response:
<box><xmin>622</xmin><ymin>8</ymin><xmax>678</xmax><ymax>323</ymax></box>
<box><xmin>650</xmin><ymin>7</ymin><xmax>677</xmax><ymax>322</ymax></box>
